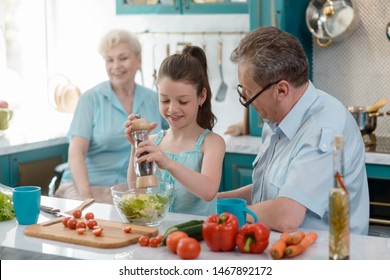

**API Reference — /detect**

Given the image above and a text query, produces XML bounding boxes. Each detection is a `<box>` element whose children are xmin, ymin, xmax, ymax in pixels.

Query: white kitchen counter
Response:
<box><xmin>1</xmin><ymin>196</ymin><xmax>389</xmax><ymax>260</ymax></box>
<box><xmin>0</xmin><ymin>108</ymin><xmax>71</xmax><ymax>156</ymax></box>
<box><xmin>224</xmin><ymin>135</ymin><xmax>390</xmax><ymax>166</ymax></box>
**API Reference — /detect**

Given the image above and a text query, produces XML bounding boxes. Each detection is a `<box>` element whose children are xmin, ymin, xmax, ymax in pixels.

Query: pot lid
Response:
<box><xmin>306</xmin><ymin>0</ymin><xmax>359</xmax><ymax>41</ymax></box>
<box><xmin>324</xmin><ymin>2</ymin><xmax>355</xmax><ymax>38</ymax></box>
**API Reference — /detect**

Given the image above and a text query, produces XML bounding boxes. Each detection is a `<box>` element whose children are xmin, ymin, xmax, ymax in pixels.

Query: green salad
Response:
<box><xmin>0</xmin><ymin>191</ymin><xmax>15</xmax><ymax>222</ymax></box>
<box><xmin>118</xmin><ymin>193</ymin><xmax>170</xmax><ymax>224</ymax></box>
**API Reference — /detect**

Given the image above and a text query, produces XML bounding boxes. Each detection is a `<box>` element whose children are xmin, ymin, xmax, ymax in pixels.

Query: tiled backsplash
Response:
<box><xmin>312</xmin><ymin>0</ymin><xmax>390</xmax><ymax>137</ymax></box>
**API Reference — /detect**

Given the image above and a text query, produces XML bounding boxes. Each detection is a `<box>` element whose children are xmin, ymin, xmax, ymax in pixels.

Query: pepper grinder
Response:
<box><xmin>131</xmin><ymin>117</ymin><xmax>158</xmax><ymax>189</ymax></box>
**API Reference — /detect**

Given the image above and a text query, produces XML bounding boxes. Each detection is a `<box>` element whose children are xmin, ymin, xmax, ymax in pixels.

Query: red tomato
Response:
<box><xmin>76</xmin><ymin>221</ymin><xmax>86</xmax><ymax>229</ymax></box>
<box><xmin>85</xmin><ymin>212</ymin><xmax>94</xmax><ymax>220</ymax></box>
<box><xmin>123</xmin><ymin>226</ymin><xmax>132</xmax><ymax>233</ymax></box>
<box><xmin>72</xmin><ymin>209</ymin><xmax>82</xmax><ymax>219</ymax></box>
<box><xmin>0</xmin><ymin>100</ymin><xmax>9</xmax><ymax>108</ymax></box>
<box><xmin>92</xmin><ymin>227</ymin><xmax>103</xmax><ymax>237</ymax></box>
<box><xmin>87</xmin><ymin>219</ymin><xmax>98</xmax><ymax>229</ymax></box>
<box><xmin>138</xmin><ymin>235</ymin><xmax>149</xmax><ymax>246</ymax></box>
<box><xmin>67</xmin><ymin>218</ymin><xmax>77</xmax><ymax>229</ymax></box>
<box><xmin>76</xmin><ymin>228</ymin><xmax>86</xmax><ymax>235</ymax></box>
<box><xmin>156</xmin><ymin>235</ymin><xmax>164</xmax><ymax>244</ymax></box>
<box><xmin>62</xmin><ymin>217</ymin><xmax>71</xmax><ymax>227</ymax></box>
<box><xmin>176</xmin><ymin>237</ymin><xmax>201</xmax><ymax>260</ymax></box>
<box><xmin>149</xmin><ymin>237</ymin><xmax>159</xmax><ymax>247</ymax></box>
<box><xmin>93</xmin><ymin>225</ymin><xmax>103</xmax><ymax>232</ymax></box>
<box><xmin>166</xmin><ymin>231</ymin><xmax>188</xmax><ymax>254</ymax></box>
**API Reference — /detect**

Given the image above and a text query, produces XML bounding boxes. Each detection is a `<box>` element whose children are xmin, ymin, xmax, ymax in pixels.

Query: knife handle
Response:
<box><xmin>65</xmin><ymin>198</ymin><xmax>95</xmax><ymax>214</ymax></box>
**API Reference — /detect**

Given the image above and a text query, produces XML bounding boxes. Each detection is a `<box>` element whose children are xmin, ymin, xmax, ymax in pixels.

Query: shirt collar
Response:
<box><xmin>276</xmin><ymin>81</ymin><xmax>317</xmax><ymax>140</ymax></box>
<box><xmin>101</xmin><ymin>81</ymin><xmax>143</xmax><ymax>114</ymax></box>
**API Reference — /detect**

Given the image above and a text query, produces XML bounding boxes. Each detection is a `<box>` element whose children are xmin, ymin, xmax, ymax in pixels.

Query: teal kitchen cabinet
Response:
<box><xmin>248</xmin><ymin>0</ymin><xmax>312</xmax><ymax>136</ymax></box>
<box><xmin>0</xmin><ymin>155</ymin><xmax>9</xmax><ymax>185</ymax></box>
<box><xmin>116</xmin><ymin>0</ymin><xmax>248</xmax><ymax>15</ymax></box>
<box><xmin>222</xmin><ymin>153</ymin><xmax>255</xmax><ymax>191</ymax></box>
<box><xmin>366</xmin><ymin>164</ymin><xmax>390</xmax><ymax>180</ymax></box>
<box><xmin>365</xmin><ymin>164</ymin><xmax>390</xmax><ymax>226</ymax></box>
<box><xmin>6</xmin><ymin>144</ymin><xmax>68</xmax><ymax>195</ymax></box>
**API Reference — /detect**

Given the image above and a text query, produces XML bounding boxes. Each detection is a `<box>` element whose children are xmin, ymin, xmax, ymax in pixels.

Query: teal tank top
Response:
<box><xmin>154</xmin><ymin>129</ymin><xmax>217</xmax><ymax>216</ymax></box>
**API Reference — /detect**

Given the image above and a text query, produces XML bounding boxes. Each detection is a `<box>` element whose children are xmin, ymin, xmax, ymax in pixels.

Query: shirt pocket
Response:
<box><xmin>268</xmin><ymin>163</ymin><xmax>287</xmax><ymax>195</ymax></box>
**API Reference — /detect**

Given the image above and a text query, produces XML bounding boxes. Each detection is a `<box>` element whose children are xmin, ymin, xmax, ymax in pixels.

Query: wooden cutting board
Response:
<box><xmin>24</xmin><ymin>218</ymin><xmax>159</xmax><ymax>249</ymax></box>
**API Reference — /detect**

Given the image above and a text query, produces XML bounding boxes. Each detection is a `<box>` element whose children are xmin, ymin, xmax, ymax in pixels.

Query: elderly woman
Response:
<box><xmin>55</xmin><ymin>29</ymin><xmax>166</xmax><ymax>204</ymax></box>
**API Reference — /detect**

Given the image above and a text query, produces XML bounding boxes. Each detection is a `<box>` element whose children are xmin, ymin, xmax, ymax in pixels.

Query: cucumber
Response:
<box><xmin>161</xmin><ymin>220</ymin><xmax>203</xmax><ymax>245</ymax></box>
<box><xmin>179</xmin><ymin>223</ymin><xmax>203</xmax><ymax>241</ymax></box>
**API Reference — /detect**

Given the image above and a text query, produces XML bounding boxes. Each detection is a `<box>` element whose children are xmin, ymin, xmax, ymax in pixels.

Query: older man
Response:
<box><xmin>219</xmin><ymin>26</ymin><xmax>369</xmax><ymax>235</ymax></box>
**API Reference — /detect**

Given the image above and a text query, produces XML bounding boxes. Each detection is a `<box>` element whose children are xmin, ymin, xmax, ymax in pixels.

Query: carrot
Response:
<box><xmin>269</xmin><ymin>232</ymin><xmax>289</xmax><ymax>259</ymax></box>
<box><xmin>269</xmin><ymin>239</ymin><xmax>287</xmax><ymax>259</ymax></box>
<box><xmin>286</xmin><ymin>231</ymin><xmax>305</xmax><ymax>245</ymax></box>
<box><xmin>284</xmin><ymin>231</ymin><xmax>318</xmax><ymax>257</ymax></box>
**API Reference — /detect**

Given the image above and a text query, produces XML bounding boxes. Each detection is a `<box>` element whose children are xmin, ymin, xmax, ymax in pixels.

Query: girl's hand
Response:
<box><xmin>135</xmin><ymin>140</ymin><xmax>173</xmax><ymax>170</ymax></box>
<box><xmin>124</xmin><ymin>114</ymin><xmax>158</xmax><ymax>146</ymax></box>
<box><xmin>124</xmin><ymin>114</ymin><xmax>139</xmax><ymax>146</ymax></box>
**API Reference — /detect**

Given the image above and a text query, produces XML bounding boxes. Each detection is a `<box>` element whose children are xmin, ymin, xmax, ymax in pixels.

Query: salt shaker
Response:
<box><xmin>131</xmin><ymin>117</ymin><xmax>158</xmax><ymax>189</ymax></box>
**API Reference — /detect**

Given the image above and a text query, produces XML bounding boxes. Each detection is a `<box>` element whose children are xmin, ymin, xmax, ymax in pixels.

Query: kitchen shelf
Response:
<box><xmin>116</xmin><ymin>0</ymin><xmax>248</xmax><ymax>15</ymax></box>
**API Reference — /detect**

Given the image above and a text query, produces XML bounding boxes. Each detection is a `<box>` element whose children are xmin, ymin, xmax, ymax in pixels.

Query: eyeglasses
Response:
<box><xmin>236</xmin><ymin>80</ymin><xmax>280</xmax><ymax>108</ymax></box>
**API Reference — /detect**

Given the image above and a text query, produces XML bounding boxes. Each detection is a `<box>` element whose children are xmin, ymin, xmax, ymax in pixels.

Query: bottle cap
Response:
<box><xmin>334</xmin><ymin>135</ymin><xmax>344</xmax><ymax>149</ymax></box>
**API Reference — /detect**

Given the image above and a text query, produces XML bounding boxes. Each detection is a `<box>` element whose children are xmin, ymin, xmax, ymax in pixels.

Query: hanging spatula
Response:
<box><xmin>215</xmin><ymin>40</ymin><xmax>228</xmax><ymax>102</ymax></box>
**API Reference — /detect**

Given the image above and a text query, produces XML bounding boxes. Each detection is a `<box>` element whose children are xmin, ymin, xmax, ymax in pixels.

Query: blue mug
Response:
<box><xmin>217</xmin><ymin>198</ymin><xmax>258</xmax><ymax>227</ymax></box>
<box><xmin>13</xmin><ymin>186</ymin><xmax>41</xmax><ymax>225</ymax></box>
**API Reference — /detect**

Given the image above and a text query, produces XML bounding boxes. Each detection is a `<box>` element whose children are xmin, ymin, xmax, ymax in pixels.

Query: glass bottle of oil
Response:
<box><xmin>329</xmin><ymin>135</ymin><xmax>350</xmax><ymax>260</ymax></box>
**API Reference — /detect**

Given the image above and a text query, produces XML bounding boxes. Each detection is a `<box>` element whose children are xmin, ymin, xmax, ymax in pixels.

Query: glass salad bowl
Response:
<box><xmin>111</xmin><ymin>180</ymin><xmax>173</xmax><ymax>227</ymax></box>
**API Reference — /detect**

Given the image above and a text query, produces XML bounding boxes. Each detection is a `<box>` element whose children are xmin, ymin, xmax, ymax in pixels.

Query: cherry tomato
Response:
<box><xmin>67</xmin><ymin>218</ymin><xmax>77</xmax><ymax>229</ymax></box>
<box><xmin>76</xmin><ymin>221</ymin><xmax>86</xmax><ymax>229</ymax></box>
<box><xmin>92</xmin><ymin>227</ymin><xmax>103</xmax><ymax>236</ymax></box>
<box><xmin>87</xmin><ymin>219</ymin><xmax>98</xmax><ymax>229</ymax></box>
<box><xmin>156</xmin><ymin>235</ymin><xmax>164</xmax><ymax>244</ymax></box>
<box><xmin>176</xmin><ymin>237</ymin><xmax>201</xmax><ymax>259</ymax></box>
<box><xmin>85</xmin><ymin>212</ymin><xmax>94</xmax><ymax>220</ymax></box>
<box><xmin>93</xmin><ymin>225</ymin><xmax>103</xmax><ymax>232</ymax></box>
<box><xmin>62</xmin><ymin>217</ymin><xmax>71</xmax><ymax>227</ymax></box>
<box><xmin>138</xmin><ymin>235</ymin><xmax>149</xmax><ymax>246</ymax></box>
<box><xmin>76</xmin><ymin>228</ymin><xmax>86</xmax><ymax>235</ymax></box>
<box><xmin>72</xmin><ymin>209</ymin><xmax>82</xmax><ymax>219</ymax></box>
<box><xmin>149</xmin><ymin>237</ymin><xmax>159</xmax><ymax>247</ymax></box>
<box><xmin>123</xmin><ymin>226</ymin><xmax>132</xmax><ymax>233</ymax></box>
<box><xmin>166</xmin><ymin>231</ymin><xmax>188</xmax><ymax>254</ymax></box>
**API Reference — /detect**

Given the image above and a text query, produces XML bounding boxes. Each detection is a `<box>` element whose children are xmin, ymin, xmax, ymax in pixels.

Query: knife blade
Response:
<box><xmin>40</xmin><ymin>198</ymin><xmax>95</xmax><ymax>226</ymax></box>
<box><xmin>40</xmin><ymin>205</ymin><xmax>73</xmax><ymax>218</ymax></box>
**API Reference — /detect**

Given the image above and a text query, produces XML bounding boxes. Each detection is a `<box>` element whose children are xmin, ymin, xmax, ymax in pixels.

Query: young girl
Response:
<box><xmin>125</xmin><ymin>45</ymin><xmax>225</xmax><ymax>216</ymax></box>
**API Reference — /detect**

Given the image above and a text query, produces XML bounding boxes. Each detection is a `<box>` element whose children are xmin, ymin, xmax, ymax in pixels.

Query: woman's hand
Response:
<box><xmin>134</xmin><ymin>140</ymin><xmax>173</xmax><ymax>170</ymax></box>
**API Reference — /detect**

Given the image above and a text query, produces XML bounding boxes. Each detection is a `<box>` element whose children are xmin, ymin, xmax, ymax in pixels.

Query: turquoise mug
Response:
<box><xmin>217</xmin><ymin>198</ymin><xmax>258</xmax><ymax>227</ymax></box>
<box><xmin>13</xmin><ymin>186</ymin><xmax>41</xmax><ymax>225</ymax></box>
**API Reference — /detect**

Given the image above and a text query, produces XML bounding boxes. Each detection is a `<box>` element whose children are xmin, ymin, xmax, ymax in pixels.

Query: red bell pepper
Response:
<box><xmin>236</xmin><ymin>223</ymin><xmax>270</xmax><ymax>254</ymax></box>
<box><xmin>202</xmin><ymin>212</ymin><xmax>239</xmax><ymax>252</ymax></box>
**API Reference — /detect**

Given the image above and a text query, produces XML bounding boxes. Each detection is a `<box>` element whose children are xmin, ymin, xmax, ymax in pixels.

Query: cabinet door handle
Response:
<box><xmin>184</xmin><ymin>0</ymin><xmax>190</xmax><ymax>10</ymax></box>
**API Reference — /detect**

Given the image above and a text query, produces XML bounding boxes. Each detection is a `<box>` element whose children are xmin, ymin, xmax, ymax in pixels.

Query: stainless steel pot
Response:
<box><xmin>306</xmin><ymin>0</ymin><xmax>360</xmax><ymax>47</ymax></box>
<box><xmin>348</xmin><ymin>106</ymin><xmax>383</xmax><ymax>135</ymax></box>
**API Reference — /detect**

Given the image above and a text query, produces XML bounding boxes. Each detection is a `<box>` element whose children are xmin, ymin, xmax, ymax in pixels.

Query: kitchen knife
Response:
<box><xmin>40</xmin><ymin>205</ymin><xmax>73</xmax><ymax>218</ymax></box>
<box><xmin>40</xmin><ymin>198</ymin><xmax>95</xmax><ymax>226</ymax></box>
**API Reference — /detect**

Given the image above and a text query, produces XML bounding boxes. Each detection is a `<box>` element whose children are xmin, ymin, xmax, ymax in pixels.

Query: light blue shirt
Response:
<box><xmin>154</xmin><ymin>129</ymin><xmax>217</xmax><ymax>216</ymax></box>
<box><xmin>62</xmin><ymin>81</ymin><xmax>167</xmax><ymax>186</ymax></box>
<box><xmin>252</xmin><ymin>81</ymin><xmax>369</xmax><ymax>235</ymax></box>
